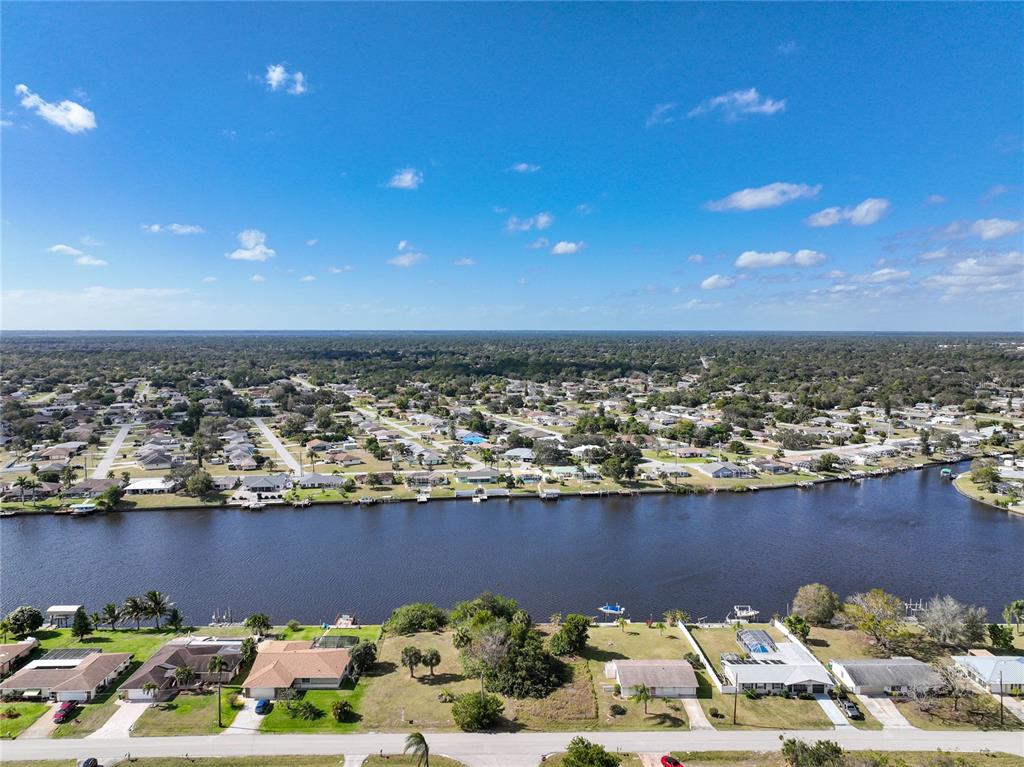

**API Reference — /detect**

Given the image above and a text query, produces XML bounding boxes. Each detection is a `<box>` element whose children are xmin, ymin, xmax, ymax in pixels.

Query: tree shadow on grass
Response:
<box><xmin>646</xmin><ymin>711</ymin><xmax>686</xmax><ymax>727</ymax></box>
<box><xmin>582</xmin><ymin>647</ymin><xmax>628</xmax><ymax>663</ymax></box>
<box><xmin>417</xmin><ymin>672</ymin><xmax>463</xmax><ymax>686</ymax></box>
<box><xmin>365</xmin><ymin>661</ymin><xmax>398</xmax><ymax>677</ymax></box>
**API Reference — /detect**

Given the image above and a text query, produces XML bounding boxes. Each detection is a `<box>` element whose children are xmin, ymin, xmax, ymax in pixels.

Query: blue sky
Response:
<box><xmin>2</xmin><ymin>2</ymin><xmax>1022</xmax><ymax>331</ymax></box>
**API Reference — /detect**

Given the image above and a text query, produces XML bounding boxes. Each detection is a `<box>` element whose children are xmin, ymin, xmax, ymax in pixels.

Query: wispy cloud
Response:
<box><xmin>142</xmin><ymin>223</ymin><xmax>206</xmax><ymax>235</ymax></box>
<box><xmin>387</xmin><ymin>167</ymin><xmax>423</xmax><ymax>190</ymax></box>
<box><xmin>327</xmin><ymin>265</ymin><xmax>353</xmax><ymax>274</ymax></box>
<box><xmin>735</xmin><ymin>249</ymin><xmax>825</xmax><ymax>268</ymax></box>
<box><xmin>645</xmin><ymin>102</ymin><xmax>679</xmax><ymax>127</ymax></box>
<box><xmin>551</xmin><ymin>241</ymin><xmax>584</xmax><ymax>255</ymax></box>
<box><xmin>925</xmin><ymin>194</ymin><xmax>946</xmax><ymax>205</ymax></box>
<box><xmin>706</xmin><ymin>182</ymin><xmax>820</xmax><ymax>212</ymax></box>
<box><xmin>806</xmin><ymin>198</ymin><xmax>890</xmax><ymax>227</ymax></box>
<box><xmin>700</xmin><ymin>273</ymin><xmax>735</xmax><ymax>290</ymax></box>
<box><xmin>506</xmin><ymin>212</ymin><xmax>554</xmax><ymax>233</ymax></box>
<box><xmin>15</xmin><ymin>84</ymin><xmax>96</xmax><ymax>133</ymax></box>
<box><xmin>528</xmin><ymin>238</ymin><xmax>549</xmax><ymax>250</ymax></box>
<box><xmin>922</xmin><ymin>251</ymin><xmax>1023</xmax><ymax>297</ymax></box>
<box><xmin>688</xmin><ymin>254</ymin><xmax>704</xmax><ymax>263</ymax></box>
<box><xmin>777</xmin><ymin>41</ymin><xmax>800</xmax><ymax>55</ymax></box>
<box><xmin>453</xmin><ymin>258</ymin><xmax>476</xmax><ymax>266</ymax></box>
<box><xmin>251</xmin><ymin>273</ymin><xmax>266</xmax><ymax>283</ymax></box>
<box><xmin>388</xmin><ymin>240</ymin><xmax>425</xmax><ymax>267</ymax></box>
<box><xmin>306</xmin><ymin>239</ymin><xmax>319</xmax><ymax>246</ymax></box>
<box><xmin>226</xmin><ymin>229</ymin><xmax>276</xmax><ymax>261</ymax></box>
<box><xmin>299</xmin><ymin>275</ymin><xmax>316</xmax><ymax>282</ymax></box>
<box><xmin>265</xmin><ymin>64</ymin><xmax>307</xmax><ymax>95</ymax></box>
<box><xmin>687</xmin><ymin>88</ymin><xmax>786</xmax><ymax>120</ymax></box>
<box><xmin>971</xmin><ymin>218</ymin><xmax>1022</xmax><ymax>241</ymax></box>
<box><xmin>75</xmin><ymin>255</ymin><xmax>107</xmax><ymax>267</ymax></box>
<box><xmin>508</xmin><ymin>162</ymin><xmax>540</xmax><ymax>173</ymax></box>
<box><xmin>47</xmin><ymin>244</ymin><xmax>85</xmax><ymax>257</ymax></box>
<box><xmin>201</xmin><ymin>276</ymin><xmax>217</xmax><ymax>283</ymax></box>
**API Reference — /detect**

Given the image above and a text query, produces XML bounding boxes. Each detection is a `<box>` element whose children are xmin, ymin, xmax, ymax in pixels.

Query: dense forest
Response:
<box><xmin>2</xmin><ymin>332</ymin><xmax>1022</xmax><ymax>411</ymax></box>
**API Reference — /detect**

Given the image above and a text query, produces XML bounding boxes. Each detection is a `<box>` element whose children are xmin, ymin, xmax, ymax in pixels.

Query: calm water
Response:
<box><xmin>2</xmin><ymin>464</ymin><xmax>1020</xmax><ymax>624</ymax></box>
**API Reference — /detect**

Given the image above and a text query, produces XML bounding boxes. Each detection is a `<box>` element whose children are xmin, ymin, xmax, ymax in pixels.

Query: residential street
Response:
<box><xmin>91</xmin><ymin>423</ymin><xmax>133</xmax><ymax>480</ymax></box>
<box><xmin>1</xmin><ymin>728</ymin><xmax>1022</xmax><ymax>765</ymax></box>
<box><xmin>251</xmin><ymin>416</ymin><xmax>302</xmax><ymax>475</ymax></box>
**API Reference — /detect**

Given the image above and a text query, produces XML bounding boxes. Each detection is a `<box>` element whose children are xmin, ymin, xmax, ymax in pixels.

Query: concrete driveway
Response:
<box><xmin>814</xmin><ymin>694</ymin><xmax>852</xmax><ymax>728</ymax></box>
<box><xmin>88</xmin><ymin>700</ymin><xmax>151</xmax><ymax>739</ymax></box>
<box><xmin>855</xmin><ymin>694</ymin><xmax>914</xmax><ymax>728</ymax></box>
<box><xmin>680</xmin><ymin>698</ymin><xmax>713</xmax><ymax>730</ymax></box>
<box><xmin>221</xmin><ymin>697</ymin><xmax>263</xmax><ymax>735</ymax></box>
<box><xmin>19</xmin><ymin>703</ymin><xmax>58</xmax><ymax>739</ymax></box>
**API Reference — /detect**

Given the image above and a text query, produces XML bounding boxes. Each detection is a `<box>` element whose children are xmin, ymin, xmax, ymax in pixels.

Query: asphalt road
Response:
<box><xmin>251</xmin><ymin>417</ymin><xmax>301</xmax><ymax>475</ymax></box>
<box><xmin>2</xmin><ymin>728</ymin><xmax>1021</xmax><ymax>765</ymax></box>
<box><xmin>91</xmin><ymin>423</ymin><xmax>133</xmax><ymax>480</ymax></box>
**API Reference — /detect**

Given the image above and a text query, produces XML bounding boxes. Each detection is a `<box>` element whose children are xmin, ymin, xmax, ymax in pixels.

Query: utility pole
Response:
<box><xmin>733</xmin><ymin>671</ymin><xmax>739</xmax><ymax>725</ymax></box>
<box><xmin>999</xmin><ymin>671</ymin><xmax>1004</xmax><ymax>726</ymax></box>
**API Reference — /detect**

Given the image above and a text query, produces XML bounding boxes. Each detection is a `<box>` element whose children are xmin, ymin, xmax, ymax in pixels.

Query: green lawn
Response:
<box><xmin>3</xmin><ymin>759</ymin><xmax>346</xmax><ymax>767</ymax></box>
<box><xmin>259</xmin><ymin>683</ymin><xmax>366</xmax><ymax>733</ymax></box>
<box><xmin>0</xmin><ymin>701</ymin><xmax>50</xmax><ymax>739</ymax></box>
<box><xmin>694</xmin><ymin>671</ymin><xmax>833</xmax><ymax>731</ymax></box>
<box><xmin>363</xmin><ymin>758</ymin><xmax>463</xmax><ymax>767</ymax></box>
<box><xmin>804</xmin><ymin>626</ymin><xmax>883</xmax><ymax>665</ymax></box>
<box><xmin>34</xmin><ymin>627</ymin><xmax>177</xmax><ymax>661</ymax></box>
<box><xmin>671</xmin><ymin>752</ymin><xmax>1024</xmax><ymax>767</ymax></box>
<box><xmin>131</xmin><ymin>686</ymin><xmax>243</xmax><ymax>736</ymax></box>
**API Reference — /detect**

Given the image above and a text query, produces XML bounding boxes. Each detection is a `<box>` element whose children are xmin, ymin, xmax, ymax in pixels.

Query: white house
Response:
<box><xmin>829</xmin><ymin>657</ymin><xmax>941</xmax><ymax>695</ymax></box>
<box><xmin>606</xmin><ymin>659</ymin><xmax>698</xmax><ymax>698</ymax></box>
<box><xmin>953</xmin><ymin>655</ymin><xmax>1024</xmax><ymax>694</ymax></box>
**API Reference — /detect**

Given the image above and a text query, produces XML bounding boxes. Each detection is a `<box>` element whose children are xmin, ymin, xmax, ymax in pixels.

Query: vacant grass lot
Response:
<box><xmin>131</xmin><ymin>686</ymin><xmax>242</xmax><ymax>736</ymax></box>
<box><xmin>895</xmin><ymin>694</ymin><xmax>1023</xmax><ymax>731</ymax></box>
<box><xmin>804</xmin><ymin>626</ymin><xmax>883</xmax><ymax>665</ymax></box>
<box><xmin>258</xmin><ymin>683</ymin><xmax>366</xmax><ymax>733</ymax></box>
<box><xmin>0</xmin><ymin>701</ymin><xmax>50</xmax><ymax>738</ymax></box>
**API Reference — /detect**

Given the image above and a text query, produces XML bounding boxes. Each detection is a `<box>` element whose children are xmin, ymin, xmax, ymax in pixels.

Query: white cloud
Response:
<box><xmin>15</xmin><ymin>84</ymin><xmax>96</xmax><ymax>133</ymax></box>
<box><xmin>388</xmin><ymin>241</ymin><xmax>425</xmax><ymax>267</ymax></box>
<box><xmin>982</xmin><ymin>184</ymin><xmax>1010</xmax><ymax>202</ymax></box>
<box><xmin>700</xmin><ymin>274</ymin><xmax>735</xmax><ymax>290</ymax></box>
<box><xmin>265</xmin><ymin>64</ymin><xmax>306</xmax><ymax>95</ymax></box>
<box><xmin>707</xmin><ymin>182</ymin><xmax>820</xmax><ymax>212</ymax></box>
<box><xmin>777</xmin><ymin>41</ymin><xmax>800</xmax><ymax>55</ymax></box>
<box><xmin>922</xmin><ymin>251</ymin><xmax>1023</xmax><ymax>296</ymax></box>
<box><xmin>141</xmin><ymin>224</ymin><xmax>162</xmax><ymax>233</ymax></box>
<box><xmin>388</xmin><ymin>252</ymin><xmax>424</xmax><ymax>267</ymax></box>
<box><xmin>528</xmin><ymin>238</ymin><xmax>549</xmax><ymax>249</ymax></box>
<box><xmin>806</xmin><ymin>198</ymin><xmax>890</xmax><ymax>227</ymax></box>
<box><xmin>168</xmin><ymin>223</ymin><xmax>205</xmax><ymax>235</ymax></box>
<box><xmin>299</xmin><ymin>275</ymin><xmax>316</xmax><ymax>282</ymax></box>
<box><xmin>735</xmin><ymin>249</ymin><xmax>826</xmax><ymax>268</ymax></box>
<box><xmin>855</xmin><ymin>267</ymin><xmax>910</xmax><ymax>283</ymax></box>
<box><xmin>687</xmin><ymin>88</ymin><xmax>786</xmax><ymax>120</ymax></box>
<box><xmin>251</xmin><ymin>273</ymin><xmax>266</xmax><ymax>282</ymax></box>
<box><xmin>575</xmin><ymin>203</ymin><xmax>593</xmax><ymax>215</ymax></box>
<box><xmin>919</xmin><ymin>247</ymin><xmax>950</xmax><ymax>261</ymax></box>
<box><xmin>306</xmin><ymin>239</ymin><xmax>319</xmax><ymax>247</ymax></box>
<box><xmin>793</xmin><ymin>249</ymin><xmax>826</xmax><ymax>266</ymax></box>
<box><xmin>47</xmin><ymin>244</ymin><xmax>85</xmax><ymax>257</ymax></box>
<box><xmin>509</xmin><ymin>162</ymin><xmax>540</xmax><ymax>173</ymax></box>
<box><xmin>327</xmin><ymin>265</ymin><xmax>353</xmax><ymax>274</ymax></box>
<box><xmin>645</xmin><ymin>102</ymin><xmax>678</xmax><ymax>127</ymax></box>
<box><xmin>387</xmin><ymin>167</ymin><xmax>423</xmax><ymax>190</ymax></box>
<box><xmin>506</xmin><ymin>212</ymin><xmax>554</xmax><ymax>233</ymax></box>
<box><xmin>453</xmin><ymin>258</ymin><xmax>476</xmax><ymax>266</ymax></box>
<box><xmin>75</xmin><ymin>255</ymin><xmax>106</xmax><ymax>267</ymax></box>
<box><xmin>80</xmin><ymin>235</ymin><xmax>104</xmax><ymax>247</ymax></box>
<box><xmin>926</xmin><ymin>194</ymin><xmax>946</xmax><ymax>205</ymax></box>
<box><xmin>551</xmin><ymin>241</ymin><xmax>584</xmax><ymax>255</ymax></box>
<box><xmin>201</xmin><ymin>276</ymin><xmax>217</xmax><ymax>283</ymax></box>
<box><xmin>676</xmin><ymin>298</ymin><xmax>722</xmax><ymax>310</ymax></box>
<box><xmin>971</xmin><ymin>218</ymin><xmax>1023</xmax><ymax>241</ymax></box>
<box><xmin>0</xmin><ymin>119</ymin><xmax>12</xmax><ymax>128</ymax></box>
<box><xmin>688</xmin><ymin>254</ymin><xmax>704</xmax><ymax>263</ymax></box>
<box><xmin>226</xmin><ymin>229</ymin><xmax>276</xmax><ymax>261</ymax></box>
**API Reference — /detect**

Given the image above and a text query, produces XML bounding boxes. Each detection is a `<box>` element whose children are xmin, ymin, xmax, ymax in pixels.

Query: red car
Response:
<box><xmin>661</xmin><ymin>757</ymin><xmax>684</xmax><ymax>767</ymax></box>
<box><xmin>53</xmin><ymin>702</ymin><xmax>77</xmax><ymax>723</ymax></box>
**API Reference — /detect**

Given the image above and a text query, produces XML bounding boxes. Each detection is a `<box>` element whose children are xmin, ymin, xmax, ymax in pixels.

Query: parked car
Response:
<box><xmin>661</xmin><ymin>757</ymin><xmax>684</xmax><ymax>767</ymax></box>
<box><xmin>53</xmin><ymin>703</ymin><xmax>77</xmax><ymax>723</ymax></box>
<box><xmin>840</xmin><ymin>700</ymin><xmax>863</xmax><ymax>720</ymax></box>
<box><xmin>254</xmin><ymin>698</ymin><xmax>271</xmax><ymax>715</ymax></box>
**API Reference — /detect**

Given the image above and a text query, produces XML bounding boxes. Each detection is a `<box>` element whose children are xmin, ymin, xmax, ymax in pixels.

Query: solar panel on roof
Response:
<box><xmin>40</xmin><ymin>648</ymin><xmax>97</xmax><ymax>660</ymax></box>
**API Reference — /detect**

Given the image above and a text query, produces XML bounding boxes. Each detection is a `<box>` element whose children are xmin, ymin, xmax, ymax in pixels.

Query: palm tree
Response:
<box><xmin>25</xmin><ymin>478</ymin><xmax>42</xmax><ymax>506</ymax></box>
<box><xmin>166</xmin><ymin>607</ymin><xmax>184</xmax><ymax>632</ymax></box>
<box><xmin>653</xmin><ymin>621</ymin><xmax>666</xmax><ymax>636</ymax></box>
<box><xmin>101</xmin><ymin>603</ymin><xmax>121</xmax><ymax>631</ymax></box>
<box><xmin>631</xmin><ymin>682</ymin><xmax>652</xmax><ymax>714</ymax></box>
<box><xmin>142</xmin><ymin>681</ymin><xmax>158</xmax><ymax>699</ymax></box>
<box><xmin>173</xmin><ymin>665</ymin><xmax>197</xmax><ymax>689</ymax></box>
<box><xmin>144</xmin><ymin>590</ymin><xmax>172</xmax><ymax>629</ymax></box>
<box><xmin>13</xmin><ymin>475</ymin><xmax>30</xmax><ymax>502</ymax></box>
<box><xmin>208</xmin><ymin>655</ymin><xmax>229</xmax><ymax>727</ymax></box>
<box><xmin>404</xmin><ymin>732</ymin><xmax>430</xmax><ymax>767</ymax></box>
<box><xmin>123</xmin><ymin>597</ymin><xmax>145</xmax><ymax>630</ymax></box>
<box><xmin>59</xmin><ymin>464</ymin><xmax>78</xmax><ymax>489</ymax></box>
<box><xmin>1005</xmin><ymin>600</ymin><xmax>1024</xmax><ymax>635</ymax></box>
<box><xmin>0</xmin><ymin>618</ymin><xmax>11</xmax><ymax>643</ymax></box>
<box><xmin>422</xmin><ymin>648</ymin><xmax>441</xmax><ymax>676</ymax></box>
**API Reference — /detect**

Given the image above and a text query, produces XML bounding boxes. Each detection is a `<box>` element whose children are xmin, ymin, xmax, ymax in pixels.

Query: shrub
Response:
<box><xmin>549</xmin><ymin>613</ymin><xmax>590</xmax><ymax>656</ymax></box>
<box><xmin>797</xmin><ymin>691</ymin><xmax>815</xmax><ymax>700</ymax></box>
<box><xmin>744</xmin><ymin>688</ymin><xmax>760</xmax><ymax>700</ymax></box>
<box><xmin>286</xmin><ymin>700</ymin><xmax>323</xmax><ymax>720</ymax></box>
<box><xmin>609</xmin><ymin>703</ymin><xmax>626</xmax><ymax>716</ymax></box>
<box><xmin>708</xmin><ymin>706</ymin><xmax>720</xmax><ymax>718</ymax></box>
<box><xmin>683</xmin><ymin>652</ymin><xmax>703</xmax><ymax>667</ymax></box>
<box><xmin>438</xmin><ymin>688</ymin><xmax>456</xmax><ymax>703</ymax></box>
<box><xmin>287</xmin><ymin>619</ymin><xmax>301</xmax><ymax>632</ymax></box>
<box><xmin>451</xmin><ymin>691</ymin><xmax>504</xmax><ymax>731</ymax></box>
<box><xmin>562</xmin><ymin>737</ymin><xmax>620</xmax><ymax>767</ymax></box>
<box><xmin>331</xmin><ymin>699</ymin><xmax>354</xmax><ymax>722</ymax></box>
<box><xmin>384</xmin><ymin>603</ymin><xmax>448</xmax><ymax>635</ymax></box>
<box><xmin>349</xmin><ymin>641</ymin><xmax>378</xmax><ymax>673</ymax></box>
<box><xmin>276</xmin><ymin>687</ymin><xmax>300</xmax><ymax>701</ymax></box>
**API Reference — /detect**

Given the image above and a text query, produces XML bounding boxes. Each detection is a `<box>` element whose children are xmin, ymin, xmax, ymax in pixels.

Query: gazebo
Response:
<box><xmin>45</xmin><ymin>605</ymin><xmax>83</xmax><ymax>628</ymax></box>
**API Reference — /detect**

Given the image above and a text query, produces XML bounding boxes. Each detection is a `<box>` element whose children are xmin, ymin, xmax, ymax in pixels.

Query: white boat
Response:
<box><xmin>472</xmin><ymin>495</ymin><xmax>485</xmax><ymax>503</ymax></box>
<box><xmin>416</xmin><ymin>493</ymin><xmax>429</xmax><ymax>503</ymax></box>
<box><xmin>357</xmin><ymin>496</ymin><xmax>375</xmax><ymax>505</ymax></box>
<box><xmin>726</xmin><ymin>604</ymin><xmax>760</xmax><ymax>623</ymax></box>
